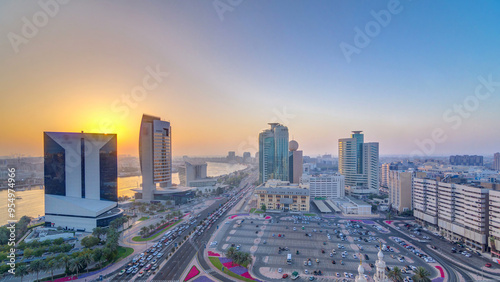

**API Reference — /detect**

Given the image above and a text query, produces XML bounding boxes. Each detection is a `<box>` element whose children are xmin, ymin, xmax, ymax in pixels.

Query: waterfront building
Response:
<box><xmin>338</xmin><ymin>131</ymin><xmax>379</xmax><ymax>194</ymax></box>
<box><xmin>288</xmin><ymin>140</ymin><xmax>303</xmax><ymax>184</ymax></box>
<box><xmin>179</xmin><ymin>161</ymin><xmax>217</xmax><ymax>187</ymax></box>
<box><xmin>44</xmin><ymin>132</ymin><xmax>122</xmax><ymax>231</ymax></box>
<box><xmin>139</xmin><ymin>114</ymin><xmax>172</xmax><ymax>201</ymax></box>
<box><xmin>258</xmin><ymin>123</ymin><xmax>289</xmax><ymax>183</ymax></box>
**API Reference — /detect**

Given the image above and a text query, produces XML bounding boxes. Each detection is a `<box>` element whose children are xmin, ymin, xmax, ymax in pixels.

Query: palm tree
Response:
<box><xmin>92</xmin><ymin>227</ymin><xmax>106</xmax><ymax>241</ymax></box>
<box><xmin>387</xmin><ymin>266</ymin><xmax>404</xmax><ymax>282</ymax></box>
<box><xmin>140</xmin><ymin>226</ymin><xmax>149</xmax><ymax>236</ymax></box>
<box><xmin>490</xmin><ymin>236</ymin><xmax>497</xmax><ymax>252</ymax></box>
<box><xmin>412</xmin><ymin>266</ymin><xmax>431</xmax><ymax>282</ymax></box>
<box><xmin>46</xmin><ymin>259</ymin><xmax>59</xmax><ymax>281</ymax></box>
<box><xmin>15</xmin><ymin>264</ymin><xmax>29</xmax><ymax>282</ymax></box>
<box><xmin>57</xmin><ymin>253</ymin><xmax>71</xmax><ymax>273</ymax></box>
<box><xmin>81</xmin><ymin>251</ymin><xmax>94</xmax><ymax>273</ymax></box>
<box><xmin>92</xmin><ymin>248</ymin><xmax>104</xmax><ymax>268</ymax></box>
<box><xmin>226</xmin><ymin>247</ymin><xmax>236</xmax><ymax>259</ymax></box>
<box><xmin>149</xmin><ymin>224</ymin><xmax>155</xmax><ymax>232</ymax></box>
<box><xmin>69</xmin><ymin>257</ymin><xmax>83</xmax><ymax>277</ymax></box>
<box><xmin>28</xmin><ymin>259</ymin><xmax>45</xmax><ymax>281</ymax></box>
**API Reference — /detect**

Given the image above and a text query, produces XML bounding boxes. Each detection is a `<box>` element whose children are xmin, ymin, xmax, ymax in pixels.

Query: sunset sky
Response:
<box><xmin>1</xmin><ymin>1</ymin><xmax>500</xmax><ymax>158</ymax></box>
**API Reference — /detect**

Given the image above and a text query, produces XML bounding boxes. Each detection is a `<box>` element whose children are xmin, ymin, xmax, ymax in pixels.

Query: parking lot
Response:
<box><xmin>212</xmin><ymin>215</ymin><xmax>436</xmax><ymax>281</ymax></box>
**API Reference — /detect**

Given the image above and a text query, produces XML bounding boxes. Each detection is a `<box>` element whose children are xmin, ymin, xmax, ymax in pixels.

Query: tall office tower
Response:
<box><xmin>139</xmin><ymin>114</ymin><xmax>172</xmax><ymax>201</ymax></box>
<box><xmin>338</xmin><ymin>131</ymin><xmax>379</xmax><ymax>192</ymax></box>
<box><xmin>288</xmin><ymin>140</ymin><xmax>303</xmax><ymax>184</ymax></box>
<box><xmin>258</xmin><ymin>123</ymin><xmax>289</xmax><ymax>183</ymax></box>
<box><xmin>363</xmin><ymin>142</ymin><xmax>380</xmax><ymax>192</ymax></box>
<box><xmin>44</xmin><ymin>132</ymin><xmax>122</xmax><ymax>231</ymax></box>
<box><xmin>494</xmin><ymin>152</ymin><xmax>500</xmax><ymax>171</ymax></box>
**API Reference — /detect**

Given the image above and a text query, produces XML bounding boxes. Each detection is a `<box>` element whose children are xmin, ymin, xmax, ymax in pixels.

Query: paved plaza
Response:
<box><xmin>211</xmin><ymin>214</ymin><xmax>437</xmax><ymax>281</ymax></box>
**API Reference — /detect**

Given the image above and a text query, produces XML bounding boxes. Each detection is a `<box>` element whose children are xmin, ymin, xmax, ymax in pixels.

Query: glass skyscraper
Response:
<box><xmin>139</xmin><ymin>114</ymin><xmax>172</xmax><ymax>201</ymax></box>
<box><xmin>259</xmin><ymin>123</ymin><xmax>289</xmax><ymax>183</ymax></box>
<box><xmin>44</xmin><ymin>132</ymin><xmax>121</xmax><ymax>231</ymax></box>
<box><xmin>338</xmin><ymin>131</ymin><xmax>379</xmax><ymax>192</ymax></box>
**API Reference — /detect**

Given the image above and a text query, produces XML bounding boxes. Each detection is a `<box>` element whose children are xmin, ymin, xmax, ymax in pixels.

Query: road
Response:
<box><xmin>153</xmin><ymin>170</ymin><xmax>257</xmax><ymax>281</ymax></box>
<box><xmin>151</xmin><ymin>197</ymin><xmax>229</xmax><ymax>281</ymax></box>
<box><xmin>376</xmin><ymin>219</ymin><xmax>476</xmax><ymax>281</ymax></box>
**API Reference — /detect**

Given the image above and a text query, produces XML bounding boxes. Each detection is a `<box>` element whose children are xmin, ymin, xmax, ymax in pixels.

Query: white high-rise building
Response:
<box><xmin>489</xmin><ymin>190</ymin><xmax>500</xmax><ymax>254</ymax></box>
<box><xmin>301</xmin><ymin>174</ymin><xmax>345</xmax><ymax>199</ymax></box>
<box><xmin>44</xmin><ymin>132</ymin><xmax>122</xmax><ymax>231</ymax></box>
<box><xmin>413</xmin><ymin>177</ymin><xmax>490</xmax><ymax>250</ymax></box>
<box><xmin>139</xmin><ymin>114</ymin><xmax>172</xmax><ymax>201</ymax></box>
<box><xmin>338</xmin><ymin>131</ymin><xmax>379</xmax><ymax>193</ymax></box>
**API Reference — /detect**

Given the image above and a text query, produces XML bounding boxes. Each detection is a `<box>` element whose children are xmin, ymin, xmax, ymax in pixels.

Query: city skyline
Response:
<box><xmin>1</xmin><ymin>1</ymin><xmax>500</xmax><ymax>158</ymax></box>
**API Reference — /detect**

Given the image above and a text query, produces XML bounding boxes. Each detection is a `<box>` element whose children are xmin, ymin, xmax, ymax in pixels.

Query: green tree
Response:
<box><xmin>81</xmin><ymin>250</ymin><xmax>94</xmax><ymax>273</ymax></box>
<box><xmin>412</xmin><ymin>266</ymin><xmax>431</xmax><ymax>282</ymax></box>
<box><xmin>226</xmin><ymin>247</ymin><xmax>236</xmax><ymax>259</ymax></box>
<box><xmin>69</xmin><ymin>257</ymin><xmax>83</xmax><ymax>277</ymax></box>
<box><xmin>81</xmin><ymin>236</ymin><xmax>100</xmax><ymax>248</ymax></box>
<box><xmin>103</xmin><ymin>247</ymin><xmax>116</xmax><ymax>261</ymax></box>
<box><xmin>140</xmin><ymin>226</ymin><xmax>149</xmax><ymax>237</ymax></box>
<box><xmin>387</xmin><ymin>266</ymin><xmax>404</xmax><ymax>282</ymax></box>
<box><xmin>57</xmin><ymin>253</ymin><xmax>71</xmax><ymax>274</ymax></box>
<box><xmin>28</xmin><ymin>259</ymin><xmax>45</xmax><ymax>281</ymax></box>
<box><xmin>92</xmin><ymin>227</ymin><xmax>106</xmax><ymax>241</ymax></box>
<box><xmin>15</xmin><ymin>264</ymin><xmax>30</xmax><ymax>282</ymax></box>
<box><xmin>45</xmin><ymin>258</ymin><xmax>59</xmax><ymax>281</ymax></box>
<box><xmin>261</xmin><ymin>203</ymin><xmax>267</xmax><ymax>212</ymax></box>
<box><xmin>53</xmin><ymin>238</ymin><xmax>64</xmax><ymax>245</ymax></box>
<box><xmin>23</xmin><ymin>248</ymin><xmax>34</xmax><ymax>258</ymax></box>
<box><xmin>92</xmin><ymin>248</ymin><xmax>104</xmax><ymax>268</ymax></box>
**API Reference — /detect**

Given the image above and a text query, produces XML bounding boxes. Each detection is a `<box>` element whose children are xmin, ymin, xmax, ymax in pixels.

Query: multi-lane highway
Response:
<box><xmin>153</xmin><ymin>171</ymin><xmax>257</xmax><ymax>281</ymax></box>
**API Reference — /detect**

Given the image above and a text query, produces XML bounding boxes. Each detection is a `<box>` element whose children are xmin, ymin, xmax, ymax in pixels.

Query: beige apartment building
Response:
<box><xmin>255</xmin><ymin>182</ymin><xmax>310</xmax><ymax>212</ymax></box>
<box><xmin>388</xmin><ymin>171</ymin><xmax>426</xmax><ymax>213</ymax></box>
<box><xmin>489</xmin><ymin>190</ymin><xmax>500</xmax><ymax>256</ymax></box>
<box><xmin>413</xmin><ymin>177</ymin><xmax>490</xmax><ymax>251</ymax></box>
